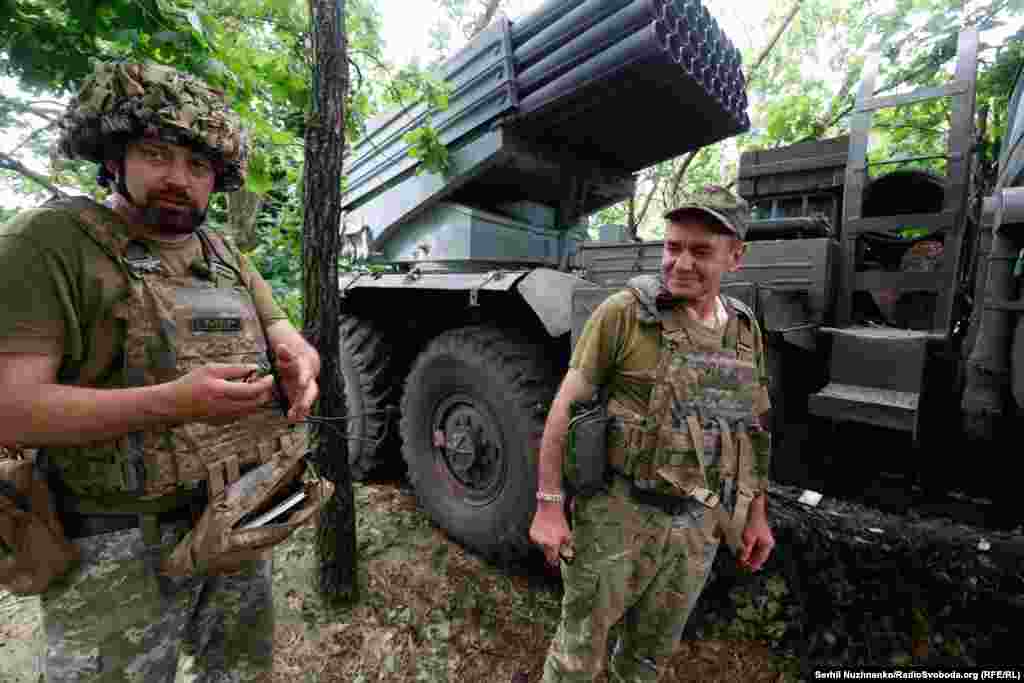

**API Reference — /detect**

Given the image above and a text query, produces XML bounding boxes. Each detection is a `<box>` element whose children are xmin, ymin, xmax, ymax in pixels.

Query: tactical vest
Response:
<box><xmin>41</xmin><ymin>199</ymin><xmax>304</xmax><ymax>510</ymax></box>
<box><xmin>606</xmin><ymin>275</ymin><xmax>770</xmax><ymax>527</ymax></box>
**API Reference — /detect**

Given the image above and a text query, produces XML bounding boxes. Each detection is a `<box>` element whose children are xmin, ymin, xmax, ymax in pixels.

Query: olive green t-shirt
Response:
<box><xmin>569</xmin><ymin>290</ymin><xmax>771</xmax><ymax>418</ymax></box>
<box><xmin>0</xmin><ymin>201</ymin><xmax>287</xmax><ymax>386</ymax></box>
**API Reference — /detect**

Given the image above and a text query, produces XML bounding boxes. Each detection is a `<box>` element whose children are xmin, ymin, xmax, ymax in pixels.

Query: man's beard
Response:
<box><xmin>138</xmin><ymin>203</ymin><xmax>208</xmax><ymax>235</ymax></box>
<box><xmin>118</xmin><ymin>191</ymin><xmax>208</xmax><ymax>236</ymax></box>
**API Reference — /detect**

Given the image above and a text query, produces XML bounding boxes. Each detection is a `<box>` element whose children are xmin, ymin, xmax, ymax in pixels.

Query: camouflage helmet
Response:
<box><xmin>56</xmin><ymin>62</ymin><xmax>248</xmax><ymax>193</ymax></box>
<box><xmin>664</xmin><ymin>184</ymin><xmax>750</xmax><ymax>240</ymax></box>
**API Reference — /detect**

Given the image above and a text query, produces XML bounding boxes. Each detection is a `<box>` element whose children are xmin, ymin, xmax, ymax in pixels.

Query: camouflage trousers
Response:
<box><xmin>542</xmin><ymin>476</ymin><xmax>720</xmax><ymax>683</ymax></box>
<box><xmin>36</xmin><ymin>520</ymin><xmax>274</xmax><ymax>683</ymax></box>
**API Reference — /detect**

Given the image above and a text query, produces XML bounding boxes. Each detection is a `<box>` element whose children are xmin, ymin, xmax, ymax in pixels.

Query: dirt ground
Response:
<box><xmin>1</xmin><ymin>481</ymin><xmax>791</xmax><ymax>683</ymax></box>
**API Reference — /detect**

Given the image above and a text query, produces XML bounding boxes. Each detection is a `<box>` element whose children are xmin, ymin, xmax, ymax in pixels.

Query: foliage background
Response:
<box><xmin>2</xmin><ymin>0</ymin><xmax>1024</xmax><ymax>302</ymax></box>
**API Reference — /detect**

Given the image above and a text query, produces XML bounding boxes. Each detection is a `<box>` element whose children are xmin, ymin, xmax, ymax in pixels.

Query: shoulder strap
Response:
<box><xmin>196</xmin><ymin>228</ymin><xmax>246</xmax><ymax>282</ymax></box>
<box><xmin>624</xmin><ymin>274</ymin><xmax>663</xmax><ymax>325</ymax></box>
<box><xmin>723</xmin><ymin>294</ymin><xmax>756</xmax><ymax>323</ymax></box>
<box><xmin>721</xmin><ymin>295</ymin><xmax>758</xmax><ymax>355</ymax></box>
<box><xmin>42</xmin><ymin>197</ymin><xmax>134</xmax><ymax>278</ymax></box>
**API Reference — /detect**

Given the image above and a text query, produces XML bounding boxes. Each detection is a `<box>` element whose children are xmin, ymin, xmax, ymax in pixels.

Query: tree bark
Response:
<box><xmin>225</xmin><ymin>189</ymin><xmax>265</xmax><ymax>251</ymax></box>
<box><xmin>304</xmin><ymin>0</ymin><xmax>354</xmax><ymax>603</ymax></box>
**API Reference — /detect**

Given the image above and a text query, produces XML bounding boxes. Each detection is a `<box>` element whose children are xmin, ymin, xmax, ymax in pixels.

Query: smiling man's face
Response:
<box><xmin>661</xmin><ymin>213</ymin><xmax>745</xmax><ymax>305</ymax></box>
<box><xmin>109</xmin><ymin>140</ymin><xmax>217</xmax><ymax>236</ymax></box>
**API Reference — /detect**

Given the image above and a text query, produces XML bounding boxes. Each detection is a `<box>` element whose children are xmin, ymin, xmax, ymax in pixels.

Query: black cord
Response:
<box><xmin>302</xmin><ymin>407</ymin><xmax>397</xmax><ymax>447</ymax></box>
<box><xmin>198</xmin><ymin>230</ymin><xmax>398</xmax><ymax>450</ymax></box>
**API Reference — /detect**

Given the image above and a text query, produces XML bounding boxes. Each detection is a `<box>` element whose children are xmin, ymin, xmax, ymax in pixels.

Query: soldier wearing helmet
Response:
<box><xmin>530</xmin><ymin>186</ymin><xmax>776</xmax><ymax>682</ymax></box>
<box><xmin>0</xmin><ymin>62</ymin><xmax>322</xmax><ymax>681</ymax></box>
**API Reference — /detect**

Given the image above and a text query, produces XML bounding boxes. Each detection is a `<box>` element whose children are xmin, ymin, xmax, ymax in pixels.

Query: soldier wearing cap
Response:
<box><xmin>0</xmin><ymin>62</ymin><xmax>322</xmax><ymax>680</ymax></box>
<box><xmin>530</xmin><ymin>185</ymin><xmax>775</xmax><ymax>682</ymax></box>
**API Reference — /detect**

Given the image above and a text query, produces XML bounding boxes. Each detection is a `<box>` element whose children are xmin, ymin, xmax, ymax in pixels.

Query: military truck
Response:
<box><xmin>337</xmin><ymin>0</ymin><xmax>1018</xmax><ymax>564</ymax></box>
<box><xmin>337</xmin><ymin>0</ymin><xmax>752</xmax><ymax>563</ymax></box>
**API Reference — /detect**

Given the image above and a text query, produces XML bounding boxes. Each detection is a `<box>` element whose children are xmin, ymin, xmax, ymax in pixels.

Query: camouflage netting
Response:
<box><xmin>56</xmin><ymin>62</ymin><xmax>248</xmax><ymax>193</ymax></box>
<box><xmin>683</xmin><ymin>483</ymin><xmax>1024</xmax><ymax>671</ymax></box>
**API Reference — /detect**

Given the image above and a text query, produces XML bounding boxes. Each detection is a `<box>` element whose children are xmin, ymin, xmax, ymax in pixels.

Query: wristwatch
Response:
<box><xmin>536</xmin><ymin>490</ymin><xmax>565</xmax><ymax>504</ymax></box>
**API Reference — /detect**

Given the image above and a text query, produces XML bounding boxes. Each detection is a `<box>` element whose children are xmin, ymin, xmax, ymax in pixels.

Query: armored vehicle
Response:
<box><xmin>338</xmin><ymin>1</ymin><xmax>1018</xmax><ymax>564</ymax></box>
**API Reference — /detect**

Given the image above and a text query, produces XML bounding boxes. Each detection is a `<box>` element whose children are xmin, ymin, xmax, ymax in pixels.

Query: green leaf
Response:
<box><xmin>766</xmin><ymin>575</ymin><xmax>789</xmax><ymax>597</ymax></box>
<box><xmin>737</xmin><ymin>605</ymin><xmax>759</xmax><ymax>621</ymax></box>
<box><xmin>67</xmin><ymin>0</ymin><xmax>99</xmax><ymax>28</ymax></box>
<box><xmin>152</xmin><ymin>30</ymin><xmax>184</xmax><ymax>45</ymax></box>
<box><xmin>267</xmin><ymin>0</ymin><xmax>298</xmax><ymax>15</ymax></box>
<box><xmin>246</xmin><ymin>151</ymin><xmax>274</xmax><ymax>195</ymax></box>
<box><xmin>402</xmin><ymin>124</ymin><xmax>451</xmax><ymax>176</ymax></box>
<box><xmin>186</xmin><ymin>10</ymin><xmax>206</xmax><ymax>37</ymax></box>
<box><xmin>204</xmin><ymin>58</ymin><xmax>228</xmax><ymax>80</ymax></box>
<box><xmin>111</xmin><ymin>28</ymin><xmax>140</xmax><ymax>45</ymax></box>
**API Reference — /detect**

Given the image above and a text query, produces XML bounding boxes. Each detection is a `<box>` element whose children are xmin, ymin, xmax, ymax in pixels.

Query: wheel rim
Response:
<box><xmin>431</xmin><ymin>393</ymin><xmax>505</xmax><ymax>504</ymax></box>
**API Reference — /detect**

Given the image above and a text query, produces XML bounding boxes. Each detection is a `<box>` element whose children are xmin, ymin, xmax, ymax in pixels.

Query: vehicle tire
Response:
<box><xmin>400</xmin><ymin>325</ymin><xmax>556</xmax><ymax>564</ymax></box>
<box><xmin>339</xmin><ymin>315</ymin><xmax>398</xmax><ymax>480</ymax></box>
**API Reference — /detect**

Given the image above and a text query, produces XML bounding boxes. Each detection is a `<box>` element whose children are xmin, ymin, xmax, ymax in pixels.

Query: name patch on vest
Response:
<box><xmin>191</xmin><ymin>317</ymin><xmax>243</xmax><ymax>334</ymax></box>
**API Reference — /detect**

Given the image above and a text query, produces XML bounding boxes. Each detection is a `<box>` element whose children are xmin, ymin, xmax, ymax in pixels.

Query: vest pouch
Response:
<box><xmin>0</xmin><ymin>455</ymin><xmax>80</xmax><ymax>595</ymax></box>
<box><xmin>650</xmin><ymin>417</ymin><xmax>714</xmax><ymax>501</ymax></box>
<box><xmin>564</xmin><ymin>397</ymin><xmax>611</xmax><ymax>496</ymax></box>
<box><xmin>162</xmin><ymin>454</ymin><xmax>333</xmax><ymax>577</ymax></box>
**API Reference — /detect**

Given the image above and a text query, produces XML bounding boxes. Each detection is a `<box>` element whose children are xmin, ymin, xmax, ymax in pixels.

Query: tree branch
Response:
<box><xmin>348</xmin><ymin>56</ymin><xmax>365</xmax><ymax>94</ymax></box>
<box><xmin>634</xmin><ymin>171</ymin><xmax>663</xmax><ymax>229</ymax></box>
<box><xmin>747</xmin><ymin>0</ymin><xmax>804</xmax><ymax>79</ymax></box>
<box><xmin>667</xmin><ymin>148</ymin><xmax>705</xmax><ymax>207</ymax></box>
<box><xmin>466</xmin><ymin>0</ymin><xmax>503</xmax><ymax>40</ymax></box>
<box><xmin>0</xmin><ymin>151</ymin><xmax>67</xmax><ymax>198</ymax></box>
<box><xmin>0</xmin><ymin>95</ymin><xmax>63</xmax><ymax>123</ymax></box>
<box><xmin>10</xmin><ymin>121</ymin><xmax>58</xmax><ymax>155</ymax></box>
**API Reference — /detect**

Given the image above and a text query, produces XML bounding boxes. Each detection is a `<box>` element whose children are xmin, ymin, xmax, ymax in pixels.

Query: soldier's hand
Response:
<box><xmin>739</xmin><ymin>513</ymin><xmax>775</xmax><ymax>572</ymax></box>
<box><xmin>529</xmin><ymin>501</ymin><xmax>572</xmax><ymax>568</ymax></box>
<box><xmin>162</xmin><ymin>364</ymin><xmax>276</xmax><ymax>424</ymax></box>
<box><xmin>274</xmin><ymin>344</ymin><xmax>319</xmax><ymax>423</ymax></box>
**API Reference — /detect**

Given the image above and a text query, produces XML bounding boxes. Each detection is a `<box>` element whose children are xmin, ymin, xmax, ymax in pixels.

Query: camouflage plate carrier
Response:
<box><xmin>41</xmin><ymin>198</ymin><xmax>324</xmax><ymax>573</ymax></box>
<box><xmin>606</xmin><ymin>274</ymin><xmax>771</xmax><ymax>552</ymax></box>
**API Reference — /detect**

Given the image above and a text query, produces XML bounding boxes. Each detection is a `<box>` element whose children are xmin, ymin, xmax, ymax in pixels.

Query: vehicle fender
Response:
<box><xmin>338</xmin><ymin>267</ymin><xmax>591</xmax><ymax>339</ymax></box>
<box><xmin>514</xmin><ymin>268</ymin><xmax>592</xmax><ymax>338</ymax></box>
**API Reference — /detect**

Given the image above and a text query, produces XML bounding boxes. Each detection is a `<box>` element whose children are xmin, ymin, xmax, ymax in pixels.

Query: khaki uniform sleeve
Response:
<box><xmin>238</xmin><ymin>253</ymin><xmax>289</xmax><ymax>328</ymax></box>
<box><xmin>569</xmin><ymin>291</ymin><xmax>632</xmax><ymax>388</ymax></box>
<box><xmin>0</xmin><ymin>231</ymin><xmax>70</xmax><ymax>356</ymax></box>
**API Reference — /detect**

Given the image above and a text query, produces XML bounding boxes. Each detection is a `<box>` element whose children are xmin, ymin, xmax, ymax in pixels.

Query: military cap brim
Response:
<box><xmin>663</xmin><ymin>205</ymin><xmax>744</xmax><ymax>239</ymax></box>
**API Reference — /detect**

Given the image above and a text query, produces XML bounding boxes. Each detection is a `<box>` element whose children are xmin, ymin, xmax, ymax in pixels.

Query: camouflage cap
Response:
<box><xmin>664</xmin><ymin>185</ymin><xmax>750</xmax><ymax>240</ymax></box>
<box><xmin>56</xmin><ymin>62</ymin><xmax>248</xmax><ymax>193</ymax></box>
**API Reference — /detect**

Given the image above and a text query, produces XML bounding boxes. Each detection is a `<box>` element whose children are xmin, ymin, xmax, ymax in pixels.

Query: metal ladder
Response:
<box><xmin>836</xmin><ymin>27</ymin><xmax>980</xmax><ymax>331</ymax></box>
<box><xmin>809</xmin><ymin>28</ymin><xmax>979</xmax><ymax>438</ymax></box>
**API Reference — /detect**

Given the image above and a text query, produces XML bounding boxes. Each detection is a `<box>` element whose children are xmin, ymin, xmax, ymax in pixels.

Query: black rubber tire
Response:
<box><xmin>339</xmin><ymin>315</ymin><xmax>398</xmax><ymax>480</ymax></box>
<box><xmin>399</xmin><ymin>326</ymin><xmax>556</xmax><ymax>564</ymax></box>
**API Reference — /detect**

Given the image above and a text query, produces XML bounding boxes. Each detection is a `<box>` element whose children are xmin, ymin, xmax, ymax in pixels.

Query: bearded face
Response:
<box><xmin>108</xmin><ymin>140</ymin><xmax>216</xmax><ymax>236</ymax></box>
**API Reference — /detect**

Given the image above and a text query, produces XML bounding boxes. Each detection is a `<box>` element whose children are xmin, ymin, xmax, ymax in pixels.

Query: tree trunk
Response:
<box><xmin>225</xmin><ymin>190</ymin><xmax>265</xmax><ymax>251</ymax></box>
<box><xmin>304</xmin><ymin>0</ymin><xmax>354</xmax><ymax>603</ymax></box>
<box><xmin>626</xmin><ymin>195</ymin><xmax>637</xmax><ymax>241</ymax></box>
